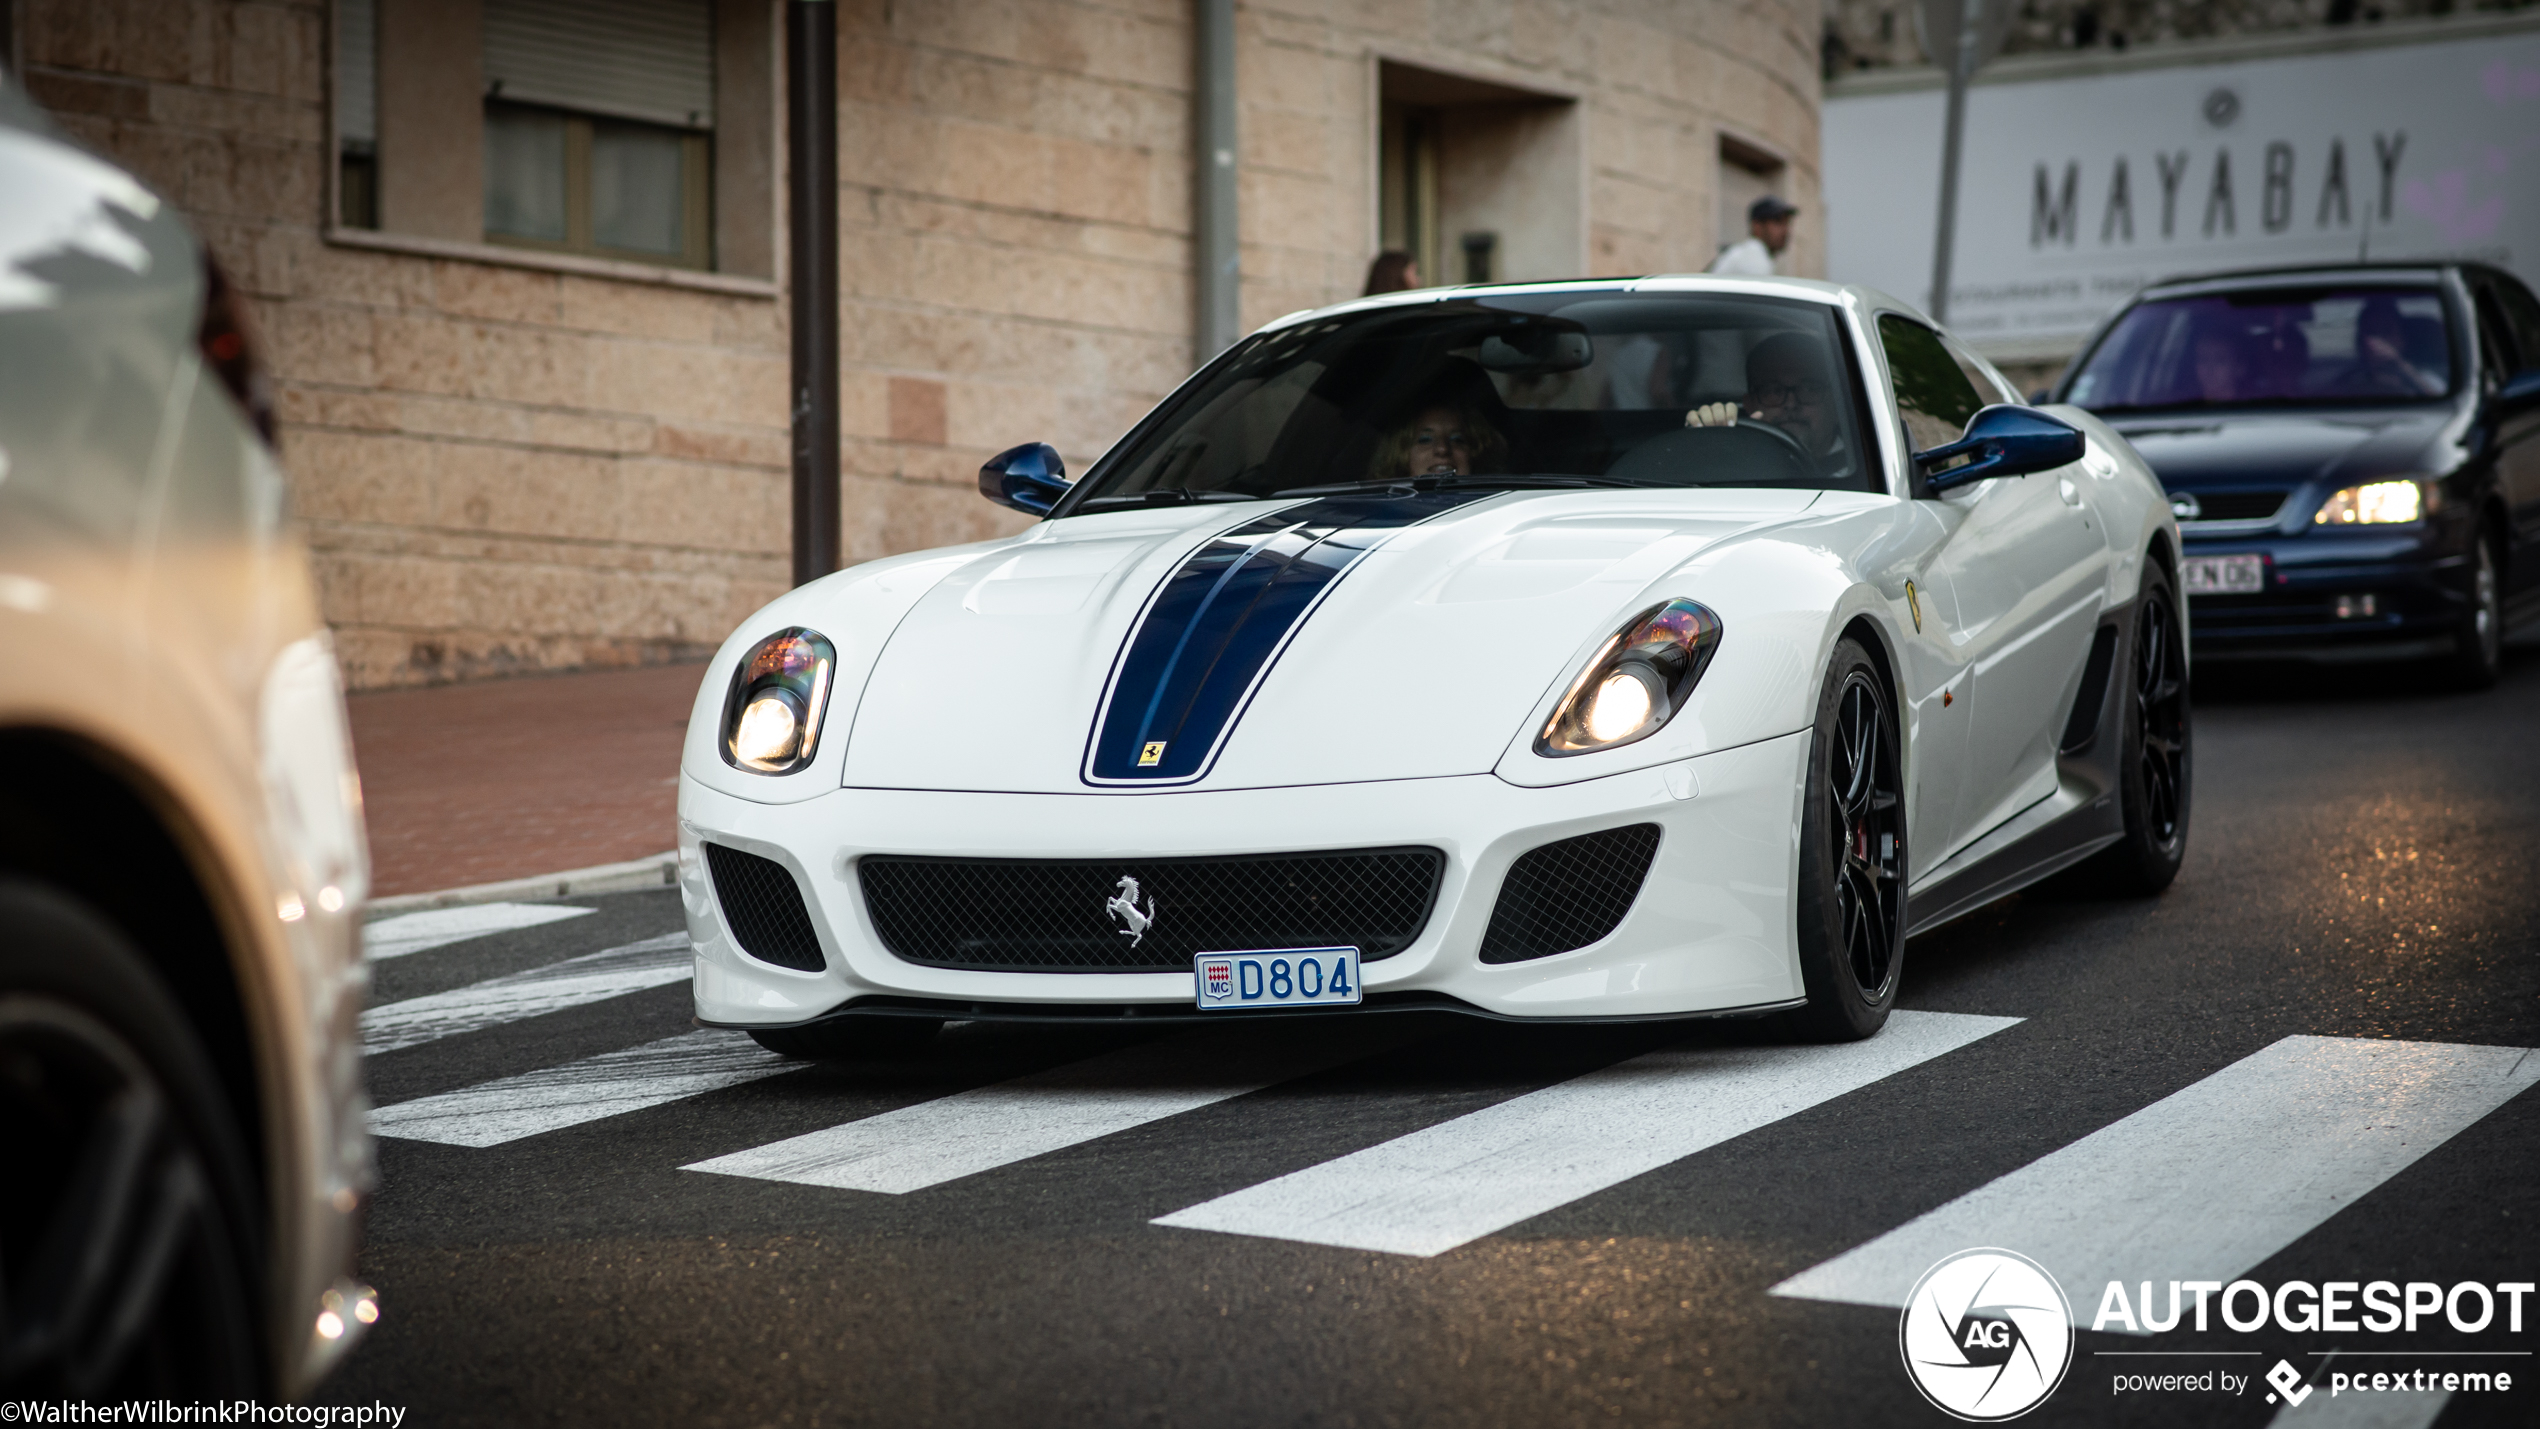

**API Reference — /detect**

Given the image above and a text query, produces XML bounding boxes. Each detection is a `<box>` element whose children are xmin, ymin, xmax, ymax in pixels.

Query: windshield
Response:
<box><xmin>2065</xmin><ymin>287</ymin><xmax>2455</xmax><ymax>412</ymax></box>
<box><xmin>1057</xmin><ymin>291</ymin><xmax>1878</xmax><ymax>515</ymax></box>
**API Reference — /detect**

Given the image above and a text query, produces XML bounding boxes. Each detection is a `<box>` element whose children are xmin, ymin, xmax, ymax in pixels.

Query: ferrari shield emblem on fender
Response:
<box><xmin>1138</xmin><ymin>740</ymin><xmax>1167</xmax><ymax>767</ymax></box>
<box><xmin>1905</xmin><ymin>579</ymin><xmax>1923</xmax><ymax>633</ymax></box>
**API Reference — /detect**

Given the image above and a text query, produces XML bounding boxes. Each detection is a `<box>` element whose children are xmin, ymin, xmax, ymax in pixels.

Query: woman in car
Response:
<box><xmin>1369</xmin><ymin>400</ymin><xmax>1510</xmax><ymax>480</ymax></box>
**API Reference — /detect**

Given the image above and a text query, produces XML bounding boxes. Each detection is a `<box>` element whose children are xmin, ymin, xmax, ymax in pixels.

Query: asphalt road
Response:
<box><xmin>322</xmin><ymin>642</ymin><xmax>2540</xmax><ymax>1428</ymax></box>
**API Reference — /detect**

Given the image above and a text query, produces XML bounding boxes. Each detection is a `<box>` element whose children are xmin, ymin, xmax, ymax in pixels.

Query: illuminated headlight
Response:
<box><xmin>1538</xmin><ymin>599</ymin><xmax>1725</xmax><ymax>756</ymax></box>
<box><xmin>2314</xmin><ymin>479</ymin><xmax>2428</xmax><ymax>526</ymax></box>
<box><xmin>720</xmin><ymin>628</ymin><xmax>836</xmax><ymax>774</ymax></box>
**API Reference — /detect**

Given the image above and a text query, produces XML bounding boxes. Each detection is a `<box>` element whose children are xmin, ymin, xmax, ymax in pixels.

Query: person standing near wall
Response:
<box><xmin>1364</xmin><ymin>249</ymin><xmax>1422</xmax><ymax>295</ymax></box>
<box><xmin>1711</xmin><ymin>197</ymin><xmax>1797</xmax><ymax>276</ymax></box>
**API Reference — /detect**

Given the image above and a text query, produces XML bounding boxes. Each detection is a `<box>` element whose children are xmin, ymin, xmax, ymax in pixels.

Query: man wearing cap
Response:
<box><xmin>1711</xmin><ymin>196</ymin><xmax>1797</xmax><ymax>276</ymax></box>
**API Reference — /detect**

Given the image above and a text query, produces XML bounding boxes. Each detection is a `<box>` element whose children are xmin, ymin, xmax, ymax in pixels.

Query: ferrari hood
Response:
<box><xmin>835</xmin><ymin>487</ymin><xmax>1820</xmax><ymax>793</ymax></box>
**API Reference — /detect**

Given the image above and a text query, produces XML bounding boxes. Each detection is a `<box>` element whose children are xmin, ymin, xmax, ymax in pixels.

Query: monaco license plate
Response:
<box><xmin>1194</xmin><ymin>947</ymin><xmax>1362</xmax><ymax>1010</ymax></box>
<box><xmin>2180</xmin><ymin>553</ymin><xmax>2265</xmax><ymax>595</ymax></box>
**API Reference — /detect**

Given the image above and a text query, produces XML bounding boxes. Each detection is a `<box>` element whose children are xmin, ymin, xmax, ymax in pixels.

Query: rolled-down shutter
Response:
<box><xmin>483</xmin><ymin>0</ymin><xmax>713</xmax><ymax>130</ymax></box>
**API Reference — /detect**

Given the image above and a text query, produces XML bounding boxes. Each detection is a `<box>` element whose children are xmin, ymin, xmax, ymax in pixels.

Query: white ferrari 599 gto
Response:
<box><xmin>676</xmin><ymin>276</ymin><xmax>2188</xmax><ymax>1052</ymax></box>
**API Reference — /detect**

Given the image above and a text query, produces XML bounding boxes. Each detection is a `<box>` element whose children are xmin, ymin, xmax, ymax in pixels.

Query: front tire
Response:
<box><xmin>0</xmin><ymin>881</ymin><xmax>265</xmax><ymax>1398</ymax></box>
<box><xmin>748</xmin><ymin>1015</ymin><xmax>941</xmax><ymax>1061</ymax></box>
<box><xmin>2438</xmin><ymin>523</ymin><xmax>2504</xmax><ymax>691</ymax></box>
<box><xmin>1784</xmin><ymin>638</ymin><xmax>1907</xmax><ymax>1042</ymax></box>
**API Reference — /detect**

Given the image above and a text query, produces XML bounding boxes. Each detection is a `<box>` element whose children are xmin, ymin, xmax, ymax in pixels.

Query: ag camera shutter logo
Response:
<box><xmin>1900</xmin><ymin>1249</ymin><xmax>2075</xmax><ymax>1420</ymax></box>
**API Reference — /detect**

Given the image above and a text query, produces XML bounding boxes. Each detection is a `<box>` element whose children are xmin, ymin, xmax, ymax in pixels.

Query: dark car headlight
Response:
<box><xmin>1537</xmin><ymin>599</ymin><xmax>1724</xmax><ymax>757</ymax></box>
<box><xmin>721</xmin><ymin>628</ymin><xmax>836</xmax><ymax>774</ymax></box>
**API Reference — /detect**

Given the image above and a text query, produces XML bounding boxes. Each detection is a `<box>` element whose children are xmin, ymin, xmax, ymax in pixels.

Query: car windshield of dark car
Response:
<box><xmin>2065</xmin><ymin>287</ymin><xmax>2454</xmax><ymax>412</ymax></box>
<box><xmin>1058</xmin><ymin>292</ymin><xmax>1876</xmax><ymax>513</ymax></box>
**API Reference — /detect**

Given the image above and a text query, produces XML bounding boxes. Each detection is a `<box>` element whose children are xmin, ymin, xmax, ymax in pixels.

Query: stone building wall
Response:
<box><xmin>14</xmin><ymin>0</ymin><xmax>1826</xmax><ymax>691</ymax></box>
<box><xmin>1822</xmin><ymin>0</ymin><xmax>2535</xmax><ymax>75</ymax></box>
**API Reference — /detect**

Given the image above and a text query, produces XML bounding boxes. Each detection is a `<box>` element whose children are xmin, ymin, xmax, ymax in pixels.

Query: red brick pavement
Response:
<box><xmin>346</xmin><ymin>663</ymin><xmax>709</xmax><ymax>897</ymax></box>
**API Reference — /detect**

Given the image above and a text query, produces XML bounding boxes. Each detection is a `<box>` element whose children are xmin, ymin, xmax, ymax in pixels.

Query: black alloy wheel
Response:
<box><xmin>2440</xmin><ymin>525</ymin><xmax>2504</xmax><ymax>690</ymax></box>
<box><xmin>2082</xmin><ymin>558</ymin><xmax>2191</xmax><ymax>895</ymax></box>
<box><xmin>0</xmin><ymin>882</ymin><xmax>264</xmax><ymax>1397</ymax></box>
<box><xmin>1786</xmin><ymin>638</ymin><xmax>1907</xmax><ymax>1042</ymax></box>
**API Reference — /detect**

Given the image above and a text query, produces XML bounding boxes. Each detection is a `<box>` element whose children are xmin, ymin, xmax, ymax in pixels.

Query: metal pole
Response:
<box><xmin>788</xmin><ymin>0</ymin><xmax>840</xmax><ymax>585</ymax></box>
<box><xmin>1194</xmin><ymin>0</ymin><xmax>1239</xmax><ymax>362</ymax></box>
<box><xmin>1925</xmin><ymin>0</ymin><xmax>1984</xmax><ymax>324</ymax></box>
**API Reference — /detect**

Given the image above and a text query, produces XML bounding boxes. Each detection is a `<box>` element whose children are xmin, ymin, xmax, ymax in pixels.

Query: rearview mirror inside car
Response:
<box><xmin>1917</xmin><ymin>405</ymin><xmax>2087</xmax><ymax>493</ymax></box>
<box><xmin>979</xmin><ymin>442</ymin><xmax>1070</xmax><ymax>516</ymax></box>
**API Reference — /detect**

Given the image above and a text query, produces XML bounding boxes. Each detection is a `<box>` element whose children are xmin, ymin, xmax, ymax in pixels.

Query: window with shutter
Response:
<box><xmin>481</xmin><ymin>0</ymin><xmax>714</xmax><ymax>270</ymax></box>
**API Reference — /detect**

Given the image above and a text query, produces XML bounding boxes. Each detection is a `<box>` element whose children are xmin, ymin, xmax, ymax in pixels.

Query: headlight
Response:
<box><xmin>2314</xmin><ymin>479</ymin><xmax>2429</xmax><ymax>526</ymax></box>
<box><xmin>1537</xmin><ymin>599</ymin><xmax>1724</xmax><ymax>756</ymax></box>
<box><xmin>721</xmin><ymin>628</ymin><xmax>836</xmax><ymax>774</ymax></box>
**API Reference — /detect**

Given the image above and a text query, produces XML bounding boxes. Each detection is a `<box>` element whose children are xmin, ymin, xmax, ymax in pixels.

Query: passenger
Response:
<box><xmin>1369</xmin><ymin>401</ymin><xmax>1509</xmax><ymax>480</ymax></box>
<box><xmin>1683</xmin><ymin>332</ymin><xmax>1852</xmax><ymax>479</ymax></box>
<box><xmin>2339</xmin><ymin>297</ymin><xmax>2447</xmax><ymax>397</ymax></box>
<box><xmin>2192</xmin><ymin>328</ymin><xmax>2253</xmax><ymax>403</ymax></box>
<box><xmin>1363</xmin><ymin>249</ymin><xmax>1422</xmax><ymax>296</ymax></box>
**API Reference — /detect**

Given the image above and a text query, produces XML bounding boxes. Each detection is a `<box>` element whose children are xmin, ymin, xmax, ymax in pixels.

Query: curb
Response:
<box><xmin>364</xmin><ymin>851</ymin><xmax>680</xmax><ymax>917</ymax></box>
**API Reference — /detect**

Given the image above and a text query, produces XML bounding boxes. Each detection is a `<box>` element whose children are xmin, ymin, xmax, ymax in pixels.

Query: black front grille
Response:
<box><xmin>859</xmin><ymin>848</ymin><xmax>1444</xmax><ymax>973</ymax></box>
<box><xmin>1480</xmin><ymin>824</ymin><xmax>1662</xmax><ymax>965</ymax></box>
<box><xmin>705</xmin><ymin>843</ymin><xmax>827</xmax><ymax>972</ymax></box>
<box><xmin>2184</xmin><ymin>490</ymin><xmax>2286</xmax><ymax>522</ymax></box>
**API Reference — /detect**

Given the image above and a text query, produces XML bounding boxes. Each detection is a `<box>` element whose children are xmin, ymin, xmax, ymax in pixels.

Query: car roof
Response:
<box><xmin>2131</xmin><ymin>263</ymin><xmax>2454</xmax><ymax>302</ymax></box>
<box><xmin>1255</xmin><ymin>274</ymin><xmax>1905</xmax><ymax>336</ymax></box>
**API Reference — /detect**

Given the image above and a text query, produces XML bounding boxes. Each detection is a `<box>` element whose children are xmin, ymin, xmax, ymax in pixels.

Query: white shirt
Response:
<box><xmin>1709</xmin><ymin>237</ymin><xmax>1777</xmax><ymax>276</ymax></box>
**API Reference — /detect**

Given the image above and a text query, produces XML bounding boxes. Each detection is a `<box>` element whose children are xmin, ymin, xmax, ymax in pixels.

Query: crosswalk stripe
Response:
<box><xmin>682</xmin><ymin>1026</ymin><xmax>1414</xmax><ymax>1194</ymax></box>
<box><xmin>370</xmin><ymin>1029</ymin><xmax>792</xmax><ymax>1147</ymax></box>
<box><xmin>1771</xmin><ymin>1036</ymin><xmax>2540</xmax><ymax>1316</ymax></box>
<box><xmin>360</xmin><ymin>932</ymin><xmax>690</xmax><ymax>1054</ymax></box>
<box><xmin>363</xmin><ymin>901</ymin><xmax>596</xmax><ymax>962</ymax></box>
<box><xmin>1151</xmin><ymin>1009</ymin><xmax>2021</xmax><ymax>1257</ymax></box>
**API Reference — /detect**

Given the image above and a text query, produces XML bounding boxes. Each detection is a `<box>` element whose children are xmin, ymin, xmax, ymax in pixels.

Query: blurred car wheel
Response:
<box><xmin>2439</xmin><ymin>524</ymin><xmax>2504</xmax><ymax>691</ymax></box>
<box><xmin>2081</xmin><ymin>560</ymin><xmax>2191</xmax><ymax>896</ymax></box>
<box><xmin>0</xmin><ymin>880</ymin><xmax>265</xmax><ymax>1398</ymax></box>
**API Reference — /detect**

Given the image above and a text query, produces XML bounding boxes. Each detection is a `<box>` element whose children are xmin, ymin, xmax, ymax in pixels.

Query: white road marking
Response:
<box><xmin>371</xmin><ymin>1029</ymin><xmax>792</xmax><ymax>1146</ymax></box>
<box><xmin>1152</xmin><ymin>1009</ymin><xmax>2021</xmax><ymax>1257</ymax></box>
<box><xmin>360</xmin><ymin>933</ymin><xmax>691</xmax><ymax>1054</ymax></box>
<box><xmin>683</xmin><ymin>1028</ymin><xmax>1409</xmax><ymax>1194</ymax></box>
<box><xmin>1772</xmin><ymin>1036</ymin><xmax>2540</xmax><ymax>1316</ymax></box>
<box><xmin>363</xmin><ymin>902</ymin><xmax>596</xmax><ymax>962</ymax></box>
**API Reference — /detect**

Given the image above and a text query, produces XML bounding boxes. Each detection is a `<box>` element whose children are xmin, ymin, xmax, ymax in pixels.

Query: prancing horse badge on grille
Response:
<box><xmin>1106</xmin><ymin>875</ymin><xmax>1156</xmax><ymax>946</ymax></box>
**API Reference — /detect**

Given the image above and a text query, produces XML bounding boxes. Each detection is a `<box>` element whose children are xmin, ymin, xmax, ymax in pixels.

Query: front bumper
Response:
<box><xmin>2183</xmin><ymin>525</ymin><xmax>2468</xmax><ymax>661</ymax></box>
<box><xmin>679</xmin><ymin>730</ymin><xmax>1810</xmax><ymax>1024</ymax></box>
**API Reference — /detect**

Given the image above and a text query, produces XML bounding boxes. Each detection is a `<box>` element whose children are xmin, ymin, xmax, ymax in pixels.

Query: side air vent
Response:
<box><xmin>704</xmin><ymin>843</ymin><xmax>826</xmax><ymax>972</ymax></box>
<box><xmin>1479</xmin><ymin>824</ymin><xmax>1663</xmax><ymax>965</ymax></box>
<box><xmin>2059</xmin><ymin>624</ymin><xmax>2121</xmax><ymax>754</ymax></box>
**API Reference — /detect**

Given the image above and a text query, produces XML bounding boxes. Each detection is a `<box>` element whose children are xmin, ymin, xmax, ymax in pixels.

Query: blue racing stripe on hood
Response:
<box><xmin>1085</xmin><ymin>490</ymin><xmax>1489</xmax><ymax>783</ymax></box>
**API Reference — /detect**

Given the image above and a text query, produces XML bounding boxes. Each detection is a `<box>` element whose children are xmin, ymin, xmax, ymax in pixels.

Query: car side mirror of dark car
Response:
<box><xmin>2501</xmin><ymin>369</ymin><xmax>2540</xmax><ymax>408</ymax></box>
<box><xmin>979</xmin><ymin>442</ymin><xmax>1070</xmax><ymax>516</ymax></box>
<box><xmin>1917</xmin><ymin>405</ymin><xmax>2087</xmax><ymax>493</ymax></box>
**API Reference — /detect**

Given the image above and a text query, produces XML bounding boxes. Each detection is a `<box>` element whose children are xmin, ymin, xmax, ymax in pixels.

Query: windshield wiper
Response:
<box><xmin>1270</xmin><ymin>473</ymin><xmax>1657</xmax><ymax>498</ymax></box>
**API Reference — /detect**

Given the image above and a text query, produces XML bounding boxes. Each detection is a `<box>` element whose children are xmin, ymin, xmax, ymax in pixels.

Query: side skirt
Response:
<box><xmin>1902</xmin><ymin>597</ymin><xmax>2134</xmax><ymax>937</ymax></box>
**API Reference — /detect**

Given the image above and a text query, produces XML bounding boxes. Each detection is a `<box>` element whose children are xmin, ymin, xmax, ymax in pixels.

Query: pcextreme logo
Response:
<box><xmin>1900</xmin><ymin>1249</ymin><xmax>2077</xmax><ymax>1421</ymax></box>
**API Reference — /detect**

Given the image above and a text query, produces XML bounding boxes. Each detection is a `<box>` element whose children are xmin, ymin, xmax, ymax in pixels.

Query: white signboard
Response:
<box><xmin>1824</xmin><ymin>19</ymin><xmax>2540</xmax><ymax>360</ymax></box>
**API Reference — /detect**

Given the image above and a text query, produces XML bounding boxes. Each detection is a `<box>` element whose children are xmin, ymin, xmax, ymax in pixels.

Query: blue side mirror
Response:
<box><xmin>1917</xmin><ymin>405</ymin><xmax>2087</xmax><ymax>493</ymax></box>
<box><xmin>2501</xmin><ymin>369</ymin><xmax>2540</xmax><ymax>406</ymax></box>
<box><xmin>979</xmin><ymin>442</ymin><xmax>1070</xmax><ymax>516</ymax></box>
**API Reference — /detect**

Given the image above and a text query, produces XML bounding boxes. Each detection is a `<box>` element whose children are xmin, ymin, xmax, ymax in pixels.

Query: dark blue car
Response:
<box><xmin>2053</xmin><ymin>263</ymin><xmax>2540</xmax><ymax>687</ymax></box>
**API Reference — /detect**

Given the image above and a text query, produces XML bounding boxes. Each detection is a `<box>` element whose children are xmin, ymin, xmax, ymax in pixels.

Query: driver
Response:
<box><xmin>1684</xmin><ymin>332</ymin><xmax>1852</xmax><ymax>479</ymax></box>
<box><xmin>1368</xmin><ymin>401</ymin><xmax>1510</xmax><ymax>480</ymax></box>
<box><xmin>2337</xmin><ymin>297</ymin><xmax>2446</xmax><ymax>397</ymax></box>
